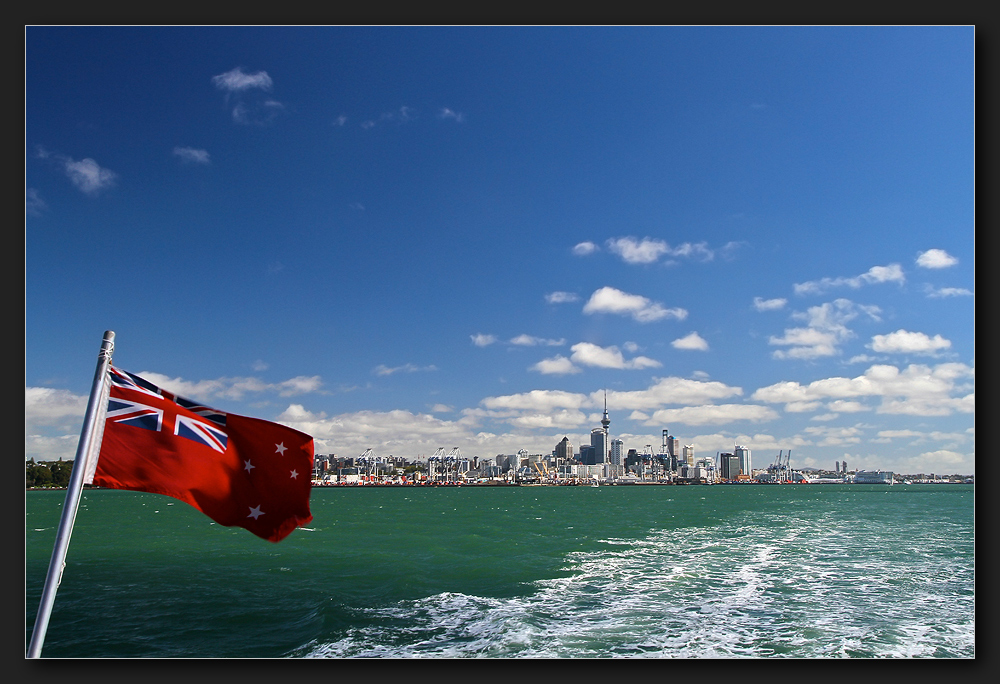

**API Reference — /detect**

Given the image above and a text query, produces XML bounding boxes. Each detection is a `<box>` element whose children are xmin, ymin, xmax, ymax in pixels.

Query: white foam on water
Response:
<box><xmin>302</xmin><ymin>510</ymin><xmax>974</xmax><ymax>658</ymax></box>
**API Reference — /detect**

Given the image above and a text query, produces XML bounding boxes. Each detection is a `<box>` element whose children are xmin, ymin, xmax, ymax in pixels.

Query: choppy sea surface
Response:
<box><xmin>25</xmin><ymin>483</ymin><xmax>974</xmax><ymax>658</ymax></box>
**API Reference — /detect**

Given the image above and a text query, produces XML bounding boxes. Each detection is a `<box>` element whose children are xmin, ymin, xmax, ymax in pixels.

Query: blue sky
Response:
<box><xmin>25</xmin><ymin>26</ymin><xmax>975</xmax><ymax>475</ymax></box>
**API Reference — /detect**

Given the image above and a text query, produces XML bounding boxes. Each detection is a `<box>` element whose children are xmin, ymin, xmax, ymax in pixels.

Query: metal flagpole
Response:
<box><xmin>27</xmin><ymin>330</ymin><xmax>115</xmax><ymax>658</ymax></box>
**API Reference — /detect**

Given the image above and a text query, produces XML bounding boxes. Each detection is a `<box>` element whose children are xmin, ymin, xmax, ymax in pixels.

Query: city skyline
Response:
<box><xmin>25</xmin><ymin>27</ymin><xmax>975</xmax><ymax>474</ymax></box>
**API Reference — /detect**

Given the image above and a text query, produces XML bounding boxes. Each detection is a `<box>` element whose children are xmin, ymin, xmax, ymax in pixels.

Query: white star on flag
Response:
<box><xmin>244</xmin><ymin>460</ymin><xmax>255</xmax><ymax>472</ymax></box>
<box><xmin>290</xmin><ymin>470</ymin><xmax>299</xmax><ymax>479</ymax></box>
<box><xmin>248</xmin><ymin>505</ymin><xmax>264</xmax><ymax>520</ymax></box>
<box><xmin>275</xmin><ymin>443</ymin><xmax>287</xmax><ymax>455</ymax></box>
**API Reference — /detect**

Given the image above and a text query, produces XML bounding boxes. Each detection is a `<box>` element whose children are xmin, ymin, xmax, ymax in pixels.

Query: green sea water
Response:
<box><xmin>25</xmin><ymin>484</ymin><xmax>975</xmax><ymax>658</ymax></box>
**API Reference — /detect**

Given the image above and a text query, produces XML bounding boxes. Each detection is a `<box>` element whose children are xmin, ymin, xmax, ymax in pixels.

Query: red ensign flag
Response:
<box><xmin>87</xmin><ymin>366</ymin><xmax>314</xmax><ymax>542</ymax></box>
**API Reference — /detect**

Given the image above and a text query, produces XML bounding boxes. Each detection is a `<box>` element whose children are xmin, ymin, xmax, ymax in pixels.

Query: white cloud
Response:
<box><xmin>471</xmin><ymin>333</ymin><xmax>497</xmax><ymax>347</ymax></box>
<box><xmin>439</xmin><ymin>108</ymin><xmax>464</xmax><ymax>122</ymax></box>
<box><xmin>672</xmin><ymin>332</ymin><xmax>709</xmax><ymax>351</ymax></box>
<box><xmin>601</xmin><ymin>376</ymin><xmax>743</xmax><ymax>411</ymax></box>
<box><xmin>26</xmin><ymin>188</ymin><xmax>46</xmax><ymax>216</ymax></box>
<box><xmin>667</xmin><ymin>241</ymin><xmax>714</xmax><ymax>262</ymax></box>
<box><xmin>916</xmin><ymin>248</ymin><xmax>958</xmax><ymax>269</ymax></box>
<box><xmin>924</xmin><ymin>285</ymin><xmax>973</xmax><ymax>298</ymax></box>
<box><xmin>510</xmin><ymin>334</ymin><xmax>565</xmax><ymax>347</ymax></box>
<box><xmin>481</xmin><ymin>389</ymin><xmax>589</xmax><ymax>412</ymax></box>
<box><xmin>605</xmin><ymin>237</ymin><xmax>669</xmax><ymax>264</ymax></box>
<box><xmin>794</xmin><ymin>263</ymin><xmax>905</xmax><ymax>296</ymax></box>
<box><xmin>869</xmin><ymin>329</ymin><xmax>951</xmax><ymax>355</ymax></box>
<box><xmin>25</xmin><ymin>387</ymin><xmax>88</xmax><ymax>427</ymax></box>
<box><xmin>212</xmin><ymin>68</ymin><xmax>283</xmax><ymax>125</ymax></box>
<box><xmin>64</xmin><ymin>157</ymin><xmax>117</xmax><ymax>194</ymax></box>
<box><xmin>644</xmin><ymin>404</ymin><xmax>779</xmax><ymax>427</ymax></box>
<box><xmin>769</xmin><ymin>299</ymin><xmax>880</xmax><ymax>360</ymax></box>
<box><xmin>572</xmin><ymin>241</ymin><xmax>599</xmax><ymax>256</ymax></box>
<box><xmin>173</xmin><ymin>146</ymin><xmax>210</xmax><ymax>164</ymax></box>
<box><xmin>545</xmin><ymin>291</ymin><xmax>580</xmax><ymax>304</ymax></box>
<box><xmin>135</xmin><ymin>371</ymin><xmax>323</xmax><ymax>401</ymax></box>
<box><xmin>568</xmin><ymin>342</ymin><xmax>662</xmax><ymax>370</ymax></box>
<box><xmin>530</xmin><ymin>356</ymin><xmax>581</xmax><ymax>375</ymax></box>
<box><xmin>583</xmin><ymin>286</ymin><xmax>687</xmax><ymax>323</ymax></box>
<box><xmin>604</xmin><ymin>237</ymin><xmax>716</xmax><ymax>265</ymax></box>
<box><xmin>753</xmin><ymin>296</ymin><xmax>787</xmax><ymax>312</ymax></box>
<box><xmin>212</xmin><ymin>67</ymin><xmax>273</xmax><ymax>93</ymax></box>
<box><xmin>373</xmin><ymin>363</ymin><xmax>438</xmax><ymax>377</ymax></box>
<box><xmin>751</xmin><ymin>362</ymin><xmax>974</xmax><ymax>417</ymax></box>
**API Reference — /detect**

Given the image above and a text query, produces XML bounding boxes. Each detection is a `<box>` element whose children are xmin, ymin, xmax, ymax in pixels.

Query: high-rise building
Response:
<box><xmin>610</xmin><ymin>438</ymin><xmax>623</xmax><ymax>466</ymax></box>
<box><xmin>720</xmin><ymin>452</ymin><xmax>740</xmax><ymax>480</ymax></box>
<box><xmin>682</xmin><ymin>444</ymin><xmax>695</xmax><ymax>466</ymax></box>
<box><xmin>555</xmin><ymin>436</ymin><xmax>574</xmax><ymax>461</ymax></box>
<box><xmin>735</xmin><ymin>445</ymin><xmax>751</xmax><ymax>475</ymax></box>
<box><xmin>591</xmin><ymin>428</ymin><xmax>608</xmax><ymax>464</ymax></box>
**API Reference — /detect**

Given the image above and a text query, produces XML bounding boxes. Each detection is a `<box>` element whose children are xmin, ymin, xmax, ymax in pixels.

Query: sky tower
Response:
<box><xmin>601</xmin><ymin>390</ymin><xmax>611</xmax><ymax>433</ymax></box>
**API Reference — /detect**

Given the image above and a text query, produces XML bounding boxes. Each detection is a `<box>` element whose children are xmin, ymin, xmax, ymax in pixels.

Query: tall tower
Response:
<box><xmin>600</xmin><ymin>390</ymin><xmax>611</xmax><ymax>477</ymax></box>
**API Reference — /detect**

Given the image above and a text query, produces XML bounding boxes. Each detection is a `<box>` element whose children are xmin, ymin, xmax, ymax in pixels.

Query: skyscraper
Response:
<box><xmin>555</xmin><ymin>436</ymin><xmax>574</xmax><ymax>461</ymax></box>
<box><xmin>735</xmin><ymin>445</ymin><xmax>751</xmax><ymax>476</ymax></box>
<box><xmin>610</xmin><ymin>438</ymin><xmax>623</xmax><ymax>466</ymax></box>
<box><xmin>591</xmin><ymin>428</ymin><xmax>608</xmax><ymax>464</ymax></box>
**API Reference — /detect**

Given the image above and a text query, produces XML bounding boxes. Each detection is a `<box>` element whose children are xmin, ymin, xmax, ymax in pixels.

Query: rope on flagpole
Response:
<box><xmin>27</xmin><ymin>330</ymin><xmax>115</xmax><ymax>658</ymax></box>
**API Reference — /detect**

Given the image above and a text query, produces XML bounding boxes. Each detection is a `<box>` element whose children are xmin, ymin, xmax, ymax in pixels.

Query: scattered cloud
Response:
<box><xmin>753</xmin><ymin>296</ymin><xmax>787</xmax><ymax>312</ymax></box>
<box><xmin>530</xmin><ymin>355</ymin><xmax>581</xmax><ymax>375</ymax></box>
<box><xmin>672</xmin><ymin>332</ymin><xmax>709</xmax><ymax>351</ymax></box>
<box><xmin>471</xmin><ymin>333</ymin><xmax>497</xmax><ymax>347</ymax></box>
<box><xmin>924</xmin><ymin>285</ymin><xmax>973</xmax><ymax>298</ymax></box>
<box><xmin>606</xmin><ymin>237</ymin><xmax>670</xmax><ymax>264</ymax></box>
<box><xmin>916</xmin><ymin>248</ymin><xmax>958</xmax><ymax>269</ymax></box>
<box><xmin>567</xmin><ymin>342</ymin><xmax>661</xmax><ymax>370</ymax></box>
<box><xmin>173</xmin><ymin>146</ymin><xmax>210</xmax><ymax>164</ymax></box>
<box><xmin>373</xmin><ymin>363</ymin><xmax>438</xmax><ymax>377</ymax></box>
<box><xmin>572</xmin><ymin>241</ymin><xmax>599</xmax><ymax>256</ymax></box>
<box><xmin>794</xmin><ymin>263</ymin><xmax>905</xmax><ymax>296</ymax></box>
<box><xmin>583</xmin><ymin>286</ymin><xmax>687</xmax><ymax>323</ymax></box>
<box><xmin>604</xmin><ymin>236</ymin><xmax>716</xmax><ymax>265</ymax></box>
<box><xmin>751</xmin><ymin>361</ymin><xmax>974</xmax><ymax>417</ymax></box>
<box><xmin>869</xmin><ymin>329</ymin><xmax>951</xmax><ymax>355</ymax></box>
<box><xmin>769</xmin><ymin>298</ymin><xmax>880</xmax><ymax>359</ymax></box>
<box><xmin>134</xmin><ymin>371</ymin><xmax>323</xmax><ymax>401</ymax></box>
<box><xmin>602</xmin><ymin>376</ymin><xmax>743</xmax><ymax>411</ymax></box>
<box><xmin>439</xmin><ymin>107</ymin><xmax>464</xmax><ymax>122</ymax></box>
<box><xmin>212</xmin><ymin>67</ymin><xmax>273</xmax><ymax>93</ymax></box>
<box><xmin>26</xmin><ymin>188</ymin><xmax>46</xmax><ymax>216</ymax></box>
<box><xmin>212</xmin><ymin>67</ymin><xmax>283</xmax><ymax>125</ymax></box>
<box><xmin>545</xmin><ymin>291</ymin><xmax>580</xmax><ymax>304</ymax></box>
<box><xmin>642</xmin><ymin>404</ymin><xmax>779</xmax><ymax>427</ymax></box>
<box><xmin>332</xmin><ymin>115</ymin><xmax>348</xmax><ymax>126</ymax></box>
<box><xmin>510</xmin><ymin>334</ymin><xmax>565</xmax><ymax>347</ymax></box>
<box><xmin>62</xmin><ymin>157</ymin><xmax>117</xmax><ymax>195</ymax></box>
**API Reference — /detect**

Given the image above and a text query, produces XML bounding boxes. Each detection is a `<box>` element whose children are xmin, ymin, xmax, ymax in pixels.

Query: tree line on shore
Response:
<box><xmin>26</xmin><ymin>459</ymin><xmax>73</xmax><ymax>488</ymax></box>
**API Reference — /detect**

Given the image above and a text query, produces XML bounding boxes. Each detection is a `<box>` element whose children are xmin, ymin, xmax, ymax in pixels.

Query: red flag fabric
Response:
<box><xmin>88</xmin><ymin>366</ymin><xmax>313</xmax><ymax>542</ymax></box>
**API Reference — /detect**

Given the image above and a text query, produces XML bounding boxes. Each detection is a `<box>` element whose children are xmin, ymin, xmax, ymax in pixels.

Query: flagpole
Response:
<box><xmin>27</xmin><ymin>330</ymin><xmax>115</xmax><ymax>658</ymax></box>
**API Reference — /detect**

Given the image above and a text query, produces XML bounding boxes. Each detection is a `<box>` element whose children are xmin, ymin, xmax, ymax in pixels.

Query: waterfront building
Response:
<box><xmin>555</xmin><ymin>436</ymin><xmax>574</xmax><ymax>461</ymax></box>
<box><xmin>578</xmin><ymin>444</ymin><xmax>597</xmax><ymax>465</ymax></box>
<box><xmin>610</xmin><ymin>439</ymin><xmax>623</xmax><ymax>467</ymax></box>
<box><xmin>682</xmin><ymin>444</ymin><xmax>695</xmax><ymax>466</ymax></box>
<box><xmin>591</xmin><ymin>428</ymin><xmax>609</xmax><ymax>468</ymax></box>
<box><xmin>720</xmin><ymin>453</ymin><xmax>740</xmax><ymax>480</ymax></box>
<box><xmin>735</xmin><ymin>445</ymin><xmax>751</xmax><ymax>476</ymax></box>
